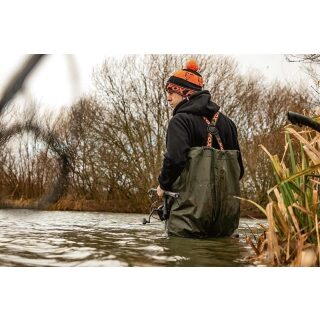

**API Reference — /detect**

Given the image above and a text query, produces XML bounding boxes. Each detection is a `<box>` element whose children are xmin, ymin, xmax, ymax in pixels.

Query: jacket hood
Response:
<box><xmin>173</xmin><ymin>90</ymin><xmax>220</xmax><ymax>118</ymax></box>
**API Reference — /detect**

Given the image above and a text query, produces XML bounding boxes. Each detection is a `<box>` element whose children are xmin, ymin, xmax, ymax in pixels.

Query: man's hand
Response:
<box><xmin>157</xmin><ymin>185</ymin><xmax>164</xmax><ymax>198</ymax></box>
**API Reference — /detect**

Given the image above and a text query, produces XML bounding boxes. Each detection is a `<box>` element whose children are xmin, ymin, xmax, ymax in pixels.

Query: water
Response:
<box><xmin>0</xmin><ymin>209</ymin><xmax>266</xmax><ymax>267</ymax></box>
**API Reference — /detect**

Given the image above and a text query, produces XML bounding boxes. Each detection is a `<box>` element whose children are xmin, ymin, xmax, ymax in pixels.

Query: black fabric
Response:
<box><xmin>167</xmin><ymin>75</ymin><xmax>202</xmax><ymax>91</ymax></box>
<box><xmin>158</xmin><ymin>90</ymin><xmax>244</xmax><ymax>190</ymax></box>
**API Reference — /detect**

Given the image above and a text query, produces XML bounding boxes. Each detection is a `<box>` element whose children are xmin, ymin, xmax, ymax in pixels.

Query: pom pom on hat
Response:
<box><xmin>185</xmin><ymin>59</ymin><xmax>199</xmax><ymax>72</ymax></box>
<box><xmin>166</xmin><ymin>58</ymin><xmax>203</xmax><ymax>97</ymax></box>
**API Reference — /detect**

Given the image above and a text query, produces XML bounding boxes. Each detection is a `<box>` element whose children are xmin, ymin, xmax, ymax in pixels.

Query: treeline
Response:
<box><xmin>0</xmin><ymin>55</ymin><xmax>316</xmax><ymax>215</ymax></box>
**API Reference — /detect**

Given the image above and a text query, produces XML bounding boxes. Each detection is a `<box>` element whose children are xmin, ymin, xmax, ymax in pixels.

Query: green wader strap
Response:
<box><xmin>203</xmin><ymin>112</ymin><xmax>224</xmax><ymax>150</ymax></box>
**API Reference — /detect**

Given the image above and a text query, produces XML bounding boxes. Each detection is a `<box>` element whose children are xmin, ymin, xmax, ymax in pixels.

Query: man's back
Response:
<box><xmin>159</xmin><ymin>90</ymin><xmax>244</xmax><ymax>191</ymax></box>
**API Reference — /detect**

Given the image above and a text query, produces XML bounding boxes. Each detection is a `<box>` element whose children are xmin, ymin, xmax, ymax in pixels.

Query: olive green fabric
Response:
<box><xmin>166</xmin><ymin>147</ymin><xmax>240</xmax><ymax>237</ymax></box>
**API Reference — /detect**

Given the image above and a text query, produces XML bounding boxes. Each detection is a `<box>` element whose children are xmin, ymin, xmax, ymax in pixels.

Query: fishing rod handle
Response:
<box><xmin>149</xmin><ymin>188</ymin><xmax>179</xmax><ymax>198</ymax></box>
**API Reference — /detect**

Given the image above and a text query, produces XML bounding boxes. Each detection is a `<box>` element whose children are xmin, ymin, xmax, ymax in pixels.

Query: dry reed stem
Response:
<box><xmin>286</xmin><ymin>232</ymin><xmax>291</xmax><ymax>262</ymax></box>
<box><xmin>286</xmin><ymin>128</ymin><xmax>320</xmax><ymax>158</ymax></box>
<box><xmin>274</xmin><ymin>203</ymin><xmax>289</xmax><ymax>235</ymax></box>
<box><xmin>273</xmin><ymin>188</ymin><xmax>288</xmax><ymax>219</ymax></box>
<box><xmin>265</xmin><ymin>202</ymin><xmax>280</xmax><ymax>265</ymax></box>
<box><xmin>316</xmin><ymin>215</ymin><xmax>320</xmax><ymax>265</ymax></box>
<box><xmin>292</xmin><ymin>203</ymin><xmax>315</xmax><ymax>217</ymax></box>
<box><xmin>288</xmin><ymin>206</ymin><xmax>301</xmax><ymax>237</ymax></box>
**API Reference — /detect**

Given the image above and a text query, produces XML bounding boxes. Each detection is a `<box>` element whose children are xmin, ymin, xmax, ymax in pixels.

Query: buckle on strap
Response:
<box><xmin>203</xmin><ymin>112</ymin><xmax>224</xmax><ymax>150</ymax></box>
<box><xmin>207</xmin><ymin>124</ymin><xmax>218</xmax><ymax>135</ymax></box>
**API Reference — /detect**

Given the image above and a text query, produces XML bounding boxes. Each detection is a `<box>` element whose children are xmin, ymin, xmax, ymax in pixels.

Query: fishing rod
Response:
<box><xmin>142</xmin><ymin>188</ymin><xmax>179</xmax><ymax>225</ymax></box>
<box><xmin>0</xmin><ymin>54</ymin><xmax>46</xmax><ymax>114</ymax></box>
<box><xmin>287</xmin><ymin>111</ymin><xmax>320</xmax><ymax>133</ymax></box>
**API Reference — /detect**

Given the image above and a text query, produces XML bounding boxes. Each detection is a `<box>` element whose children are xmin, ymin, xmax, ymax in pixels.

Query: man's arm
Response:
<box><xmin>158</xmin><ymin>114</ymin><xmax>191</xmax><ymax>191</ymax></box>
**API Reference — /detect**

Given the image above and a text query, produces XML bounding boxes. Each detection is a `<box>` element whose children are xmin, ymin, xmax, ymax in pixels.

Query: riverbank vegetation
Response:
<box><xmin>245</xmin><ymin>123</ymin><xmax>320</xmax><ymax>266</ymax></box>
<box><xmin>244</xmin><ymin>55</ymin><xmax>320</xmax><ymax>266</ymax></box>
<box><xmin>0</xmin><ymin>55</ymin><xmax>316</xmax><ymax>215</ymax></box>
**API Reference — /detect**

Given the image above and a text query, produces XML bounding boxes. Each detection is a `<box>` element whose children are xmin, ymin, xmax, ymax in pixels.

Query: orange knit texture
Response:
<box><xmin>173</xmin><ymin>70</ymin><xmax>203</xmax><ymax>87</ymax></box>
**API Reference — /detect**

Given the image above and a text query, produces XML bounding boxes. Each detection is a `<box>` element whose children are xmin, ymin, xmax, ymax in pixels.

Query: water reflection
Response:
<box><xmin>162</xmin><ymin>237</ymin><xmax>250</xmax><ymax>267</ymax></box>
<box><xmin>0</xmin><ymin>209</ymin><xmax>265</xmax><ymax>267</ymax></box>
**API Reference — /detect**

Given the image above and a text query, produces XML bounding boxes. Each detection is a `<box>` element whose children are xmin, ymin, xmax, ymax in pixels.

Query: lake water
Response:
<box><xmin>0</xmin><ymin>209</ymin><xmax>266</xmax><ymax>267</ymax></box>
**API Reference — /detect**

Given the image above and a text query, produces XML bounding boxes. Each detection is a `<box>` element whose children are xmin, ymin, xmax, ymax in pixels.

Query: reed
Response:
<box><xmin>242</xmin><ymin>122</ymin><xmax>320</xmax><ymax>266</ymax></box>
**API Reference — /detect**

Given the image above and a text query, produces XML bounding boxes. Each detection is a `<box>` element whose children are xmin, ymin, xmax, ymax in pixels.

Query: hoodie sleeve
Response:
<box><xmin>158</xmin><ymin>114</ymin><xmax>191</xmax><ymax>191</ymax></box>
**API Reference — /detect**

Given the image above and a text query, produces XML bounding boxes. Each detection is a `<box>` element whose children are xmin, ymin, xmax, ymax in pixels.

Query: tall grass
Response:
<box><xmin>244</xmin><ymin>122</ymin><xmax>320</xmax><ymax>266</ymax></box>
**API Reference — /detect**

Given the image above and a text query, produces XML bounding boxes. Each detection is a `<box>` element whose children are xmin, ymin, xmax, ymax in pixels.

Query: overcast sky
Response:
<box><xmin>0</xmin><ymin>54</ymin><xmax>311</xmax><ymax>114</ymax></box>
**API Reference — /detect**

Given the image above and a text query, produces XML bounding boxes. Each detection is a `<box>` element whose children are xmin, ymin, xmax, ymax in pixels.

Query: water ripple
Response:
<box><xmin>0</xmin><ymin>209</ymin><xmax>266</xmax><ymax>266</ymax></box>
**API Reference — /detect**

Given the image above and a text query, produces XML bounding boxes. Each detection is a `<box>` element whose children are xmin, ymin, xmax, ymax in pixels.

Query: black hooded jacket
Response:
<box><xmin>158</xmin><ymin>90</ymin><xmax>244</xmax><ymax>191</ymax></box>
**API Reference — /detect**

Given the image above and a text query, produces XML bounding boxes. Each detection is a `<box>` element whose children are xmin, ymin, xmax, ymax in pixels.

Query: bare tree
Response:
<box><xmin>286</xmin><ymin>54</ymin><xmax>320</xmax><ymax>64</ymax></box>
<box><xmin>1</xmin><ymin>54</ymin><xmax>315</xmax><ymax>215</ymax></box>
<box><xmin>286</xmin><ymin>54</ymin><xmax>320</xmax><ymax>106</ymax></box>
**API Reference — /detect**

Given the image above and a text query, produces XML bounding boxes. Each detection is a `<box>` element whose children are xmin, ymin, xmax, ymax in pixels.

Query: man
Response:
<box><xmin>157</xmin><ymin>59</ymin><xmax>244</xmax><ymax>237</ymax></box>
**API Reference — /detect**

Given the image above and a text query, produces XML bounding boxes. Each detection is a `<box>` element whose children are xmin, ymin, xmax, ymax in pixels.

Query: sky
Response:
<box><xmin>0</xmin><ymin>54</ymin><xmax>311</xmax><ymax>114</ymax></box>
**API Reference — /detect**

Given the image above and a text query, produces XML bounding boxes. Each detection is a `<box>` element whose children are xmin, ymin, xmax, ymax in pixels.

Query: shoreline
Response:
<box><xmin>0</xmin><ymin>198</ymin><xmax>266</xmax><ymax>219</ymax></box>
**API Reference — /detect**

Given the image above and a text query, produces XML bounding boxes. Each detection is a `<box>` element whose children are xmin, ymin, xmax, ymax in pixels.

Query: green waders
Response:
<box><xmin>166</xmin><ymin>113</ymin><xmax>241</xmax><ymax>237</ymax></box>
